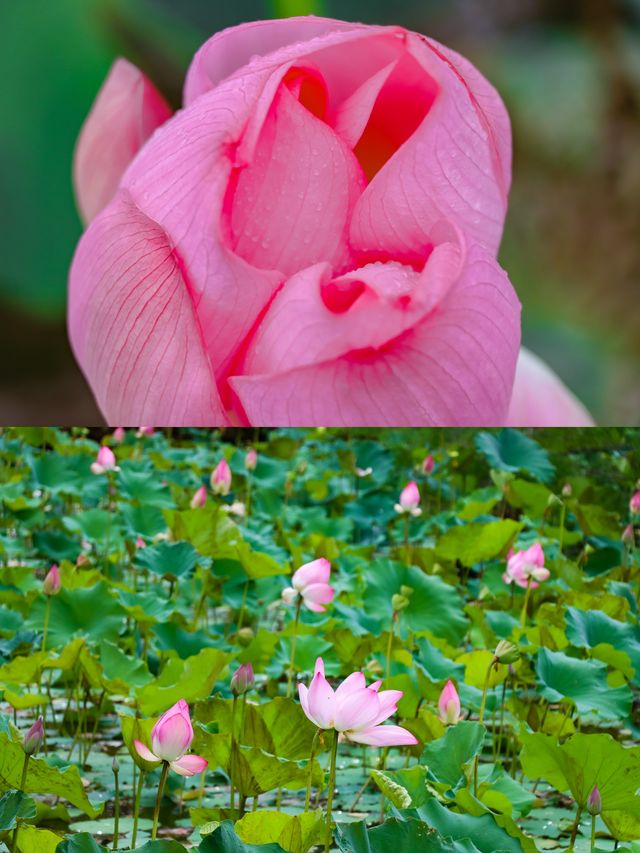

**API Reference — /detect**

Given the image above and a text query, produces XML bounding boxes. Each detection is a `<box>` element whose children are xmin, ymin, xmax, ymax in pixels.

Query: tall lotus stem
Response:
<box><xmin>41</xmin><ymin>597</ymin><xmax>51</xmax><ymax>653</ymax></box>
<box><xmin>520</xmin><ymin>577</ymin><xmax>533</xmax><ymax>628</ymax></box>
<box><xmin>473</xmin><ymin>656</ymin><xmax>496</xmax><ymax>796</ymax></box>
<box><xmin>151</xmin><ymin>761</ymin><xmax>170</xmax><ymax>841</ymax></box>
<box><xmin>305</xmin><ymin>729</ymin><xmax>321</xmax><ymax>812</ymax></box>
<box><xmin>230</xmin><ymin>695</ymin><xmax>238</xmax><ymax>813</ymax></box>
<box><xmin>324</xmin><ymin>730</ymin><xmax>339</xmax><ymax>853</ymax></box>
<box><xmin>569</xmin><ymin>804</ymin><xmax>583</xmax><ymax>848</ymax></box>
<box><xmin>559</xmin><ymin>501</ymin><xmax>567</xmax><ymax>554</ymax></box>
<box><xmin>112</xmin><ymin>757</ymin><xmax>120</xmax><ymax>851</ymax></box>
<box><xmin>590</xmin><ymin>814</ymin><xmax>596</xmax><ymax>852</ymax></box>
<box><xmin>131</xmin><ymin>768</ymin><xmax>145</xmax><ymax>849</ymax></box>
<box><xmin>286</xmin><ymin>598</ymin><xmax>302</xmax><ymax>698</ymax></box>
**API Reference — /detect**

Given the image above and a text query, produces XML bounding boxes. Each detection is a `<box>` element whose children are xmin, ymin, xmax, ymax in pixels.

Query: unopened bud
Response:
<box><xmin>494</xmin><ymin>640</ymin><xmax>520</xmax><ymax>665</ymax></box>
<box><xmin>391</xmin><ymin>593</ymin><xmax>410</xmax><ymax>612</ymax></box>
<box><xmin>399</xmin><ymin>585</ymin><xmax>414</xmax><ymax>598</ymax></box>
<box><xmin>622</xmin><ymin>524</ymin><xmax>634</xmax><ymax>545</ymax></box>
<box><xmin>23</xmin><ymin>717</ymin><xmax>44</xmax><ymax>756</ymax></box>
<box><xmin>587</xmin><ymin>785</ymin><xmax>602</xmax><ymax>816</ymax></box>
<box><xmin>237</xmin><ymin>627</ymin><xmax>254</xmax><ymax>647</ymax></box>
<box><xmin>231</xmin><ymin>662</ymin><xmax>255</xmax><ymax>696</ymax></box>
<box><xmin>561</xmin><ymin>483</ymin><xmax>572</xmax><ymax>498</ymax></box>
<box><xmin>43</xmin><ymin>564</ymin><xmax>61</xmax><ymax>596</ymax></box>
<box><xmin>112</xmin><ymin>755</ymin><xmax>120</xmax><ymax>773</ymax></box>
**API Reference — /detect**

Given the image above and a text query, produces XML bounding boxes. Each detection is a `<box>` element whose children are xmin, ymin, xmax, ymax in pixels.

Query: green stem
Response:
<box><xmin>151</xmin><ymin>761</ymin><xmax>170</xmax><ymax>841</ymax></box>
<box><xmin>559</xmin><ymin>503</ymin><xmax>567</xmax><ymax>554</ymax></box>
<box><xmin>286</xmin><ymin>599</ymin><xmax>302</xmax><ymax>698</ymax></box>
<box><xmin>112</xmin><ymin>767</ymin><xmax>120</xmax><ymax>851</ymax></box>
<box><xmin>305</xmin><ymin>729</ymin><xmax>321</xmax><ymax>812</ymax></box>
<box><xmin>41</xmin><ymin>597</ymin><xmax>51</xmax><ymax>653</ymax></box>
<box><xmin>131</xmin><ymin>769</ymin><xmax>145</xmax><ymax>849</ymax></box>
<box><xmin>569</xmin><ymin>804</ymin><xmax>583</xmax><ymax>847</ymax></box>
<box><xmin>590</xmin><ymin>813</ymin><xmax>596</xmax><ymax>852</ymax></box>
<box><xmin>246</xmin><ymin>475</ymin><xmax>252</xmax><ymax>519</ymax></box>
<box><xmin>10</xmin><ymin>754</ymin><xmax>30</xmax><ymax>852</ymax></box>
<box><xmin>473</xmin><ymin>657</ymin><xmax>495</xmax><ymax>797</ymax></box>
<box><xmin>385</xmin><ymin>615</ymin><xmax>396</xmax><ymax>687</ymax></box>
<box><xmin>230</xmin><ymin>696</ymin><xmax>238</xmax><ymax>813</ymax></box>
<box><xmin>237</xmin><ymin>580</ymin><xmax>250</xmax><ymax>631</ymax></box>
<box><xmin>324</xmin><ymin>730</ymin><xmax>339</xmax><ymax>853</ymax></box>
<box><xmin>520</xmin><ymin>578</ymin><xmax>533</xmax><ymax>628</ymax></box>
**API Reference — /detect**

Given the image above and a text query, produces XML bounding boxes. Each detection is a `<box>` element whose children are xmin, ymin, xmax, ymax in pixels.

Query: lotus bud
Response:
<box><xmin>231</xmin><ymin>662</ymin><xmax>255</xmax><ymax>696</ymax></box>
<box><xmin>494</xmin><ymin>640</ymin><xmax>520</xmax><ymax>665</ymax></box>
<box><xmin>112</xmin><ymin>427</ymin><xmax>125</xmax><ymax>443</ymax></box>
<box><xmin>237</xmin><ymin>627</ymin><xmax>255</xmax><ymax>647</ymax></box>
<box><xmin>76</xmin><ymin>553</ymin><xmax>89</xmax><ymax>568</ymax></box>
<box><xmin>23</xmin><ymin>717</ymin><xmax>44</xmax><ymax>756</ymax></box>
<box><xmin>190</xmin><ymin>485</ymin><xmax>207</xmax><ymax>509</ymax></box>
<box><xmin>391</xmin><ymin>593</ymin><xmax>410</xmax><ymax>612</ymax></box>
<box><xmin>438</xmin><ymin>680</ymin><xmax>461</xmax><ymax>725</ymax></box>
<box><xmin>587</xmin><ymin>784</ymin><xmax>602</xmax><ymax>816</ymax></box>
<box><xmin>112</xmin><ymin>755</ymin><xmax>120</xmax><ymax>773</ymax></box>
<box><xmin>245</xmin><ymin>449</ymin><xmax>258</xmax><ymax>471</ymax></box>
<box><xmin>561</xmin><ymin>483</ymin><xmax>572</xmax><ymax>498</ymax></box>
<box><xmin>43</xmin><ymin>564</ymin><xmax>61</xmax><ymax>596</ymax></box>
<box><xmin>355</xmin><ymin>466</ymin><xmax>373</xmax><ymax>478</ymax></box>
<box><xmin>281</xmin><ymin>586</ymin><xmax>297</xmax><ymax>605</ymax></box>
<box><xmin>398</xmin><ymin>481</ymin><xmax>420</xmax><ymax>512</ymax></box>
<box><xmin>630</xmin><ymin>491</ymin><xmax>640</xmax><ymax>515</ymax></box>
<box><xmin>422</xmin><ymin>454</ymin><xmax>435</xmax><ymax>474</ymax></box>
<box><xmin>211</xmin><ymin>458</ymin><xmax>231</xmax><ymax>495</ymax></box>
<box><xmin>622</xmin><ymin>524</ymin><xmax>634</xmax><ymax>545</ymax></box>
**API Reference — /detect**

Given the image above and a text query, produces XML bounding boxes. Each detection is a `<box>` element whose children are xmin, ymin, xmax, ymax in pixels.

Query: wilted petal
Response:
<box><xmin>74</xmin><ymin>59</ymin><xmax>171</xmax><ymax>225</ymax></box>
<box><xmin>68</xmin><ymin>191</ymin><xmax>226</xmax><ymax>426</ymax></box>
<box><xmin>507</xmin><ymin>348</ymin><xmax>594</xmax><ymax>427</ymax></box>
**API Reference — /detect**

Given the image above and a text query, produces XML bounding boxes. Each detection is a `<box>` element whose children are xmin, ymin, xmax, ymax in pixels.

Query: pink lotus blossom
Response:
<box><xmin>422</xmin><ymin>454</ymin><xmax>435</xmax><ymax>475</ymax></box>
<box><xmin>438</xmin><ymin>679</ymin><xmax>461</xmax><ymax>725</ymax></box>
<box><xmin>395</xmin><ymin>481</ymin><xmax>421</xmax><ymax>515</ymax></box>
<box><xmin>211</xmin><ymin>458</ymin><xmax>232</xmax><ymax>495</ymax></box>
<box><xmin>135</xmin><ymin>537</ymin><xmax>146</xmax><ymax>549</ymax></box>
<box><xmin>68</xmin><ymin>18</ymin><xmax>527</xmax><ymax>428</ymax></box>
<box><xmin>190</xmin><ymin>485</ymin><xmax>207</xmax><ymax>509</ymax></box>
<box><xmin>90</xmin><ymin>445</ymin><xmax>117</xmax><ymax>474</ymax></box>
<box><xmin>630</xmin><ymin>491</ymin><xmax>640</xmax><ymax>515</ymax></box>
<box><xmin>281</xmin><ymin>558</ymin><xmax>335</xmax><ymax>613</ymax></box>
<box><xmin>134</xmin><ymin>700</ymin><xmax>208</xmax><ymax>776</ymax></box>
<box><xmin>502</xmin><ymin>543</ymin><xmax>549</xmax><ymax>589</ymax></box>
<box><xmin>112</xmin><ymin>427</ymin><xmax>125</xmax><ymax>443</ymax></box>
<box><xmin>231</xmin><ymin>662</ymin><xmax>255</xmax><ymax>696</ymax></box>
<box><xmin>299</xmin><ymin>657</ymin><xmax>417</xmax><ymax>747</ymax></box>
<box><xmin>245</xmin><ymin>449</ymin><xmax>258</xmax><ymax>471</ymax></box>
<box><xmin>43</xmin><ymin>564</ymin><xmax>61</xmax><ymax>596</ymax></box>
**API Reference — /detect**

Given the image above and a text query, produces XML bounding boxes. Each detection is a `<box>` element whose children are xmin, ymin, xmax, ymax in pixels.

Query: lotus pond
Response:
<box><xmin>0</xmin><ymin>426</ymin><xmax>639</xmax><ymax>853</ymax></box>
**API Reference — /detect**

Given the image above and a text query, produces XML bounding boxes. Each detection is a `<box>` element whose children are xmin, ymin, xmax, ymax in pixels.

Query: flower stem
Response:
<box><xmin>230</xmin><ymin>695</ymin><xmax>238</xmax><ymax>813</ymax></box>
<box><xmin>131</xmin><ymin>768</ymin><xmax>145</xmax><ymax>849</ymax></box>
<box><xmin>112</xmin><ymin>764</ymin><xmax>120</xmax><ymax>851</ymax></box>
<box><xmin>10</xmin><ymin>754</ymin><xmax>30</xmax><ymax>852</ymax></box>
<box><xmin>286</xmin><ymin>599</ymin><xmax>302</xmax><ymax>698</ymax></box>
<box><xmin>559</xmin><ymin>502</ymin><xmax>567</xmax><ymax>554</ymax></box>
<box><xmin>41</xmin><ymin>597</ymin><xmax>51</xmax><ymax>653</ymax></box>
<box><xmin>569</xmin><ymin>804</ymin><xmax>583</xmax><ymax>847</ymax></box>
<box><xmin>324</xmin><ymin>730</ymin><xmax>339</xmax><ymax>853</ymax></box>
<box><xmin>151</xmin><ymin>761</ymin><xmax>169</xmax><ymax>841</ymax></box>
<box><xmin>473</xmin><ymin>657</ymin><xmax>495</xmax><ymax>796</ymax></box>
<box><xmin>590</xmin><ymin>813</ymin><xmax>596</xmax><ymax>852</ymax></box>
<box><xmin>305</xmin><ymin>729</ymin><xmax>320</xmax><ymax>812</ymax></box>
<box><xmin>520</xmin><ymin>578</ymin><xmax>533</xmax><ymax>628</ymax></box>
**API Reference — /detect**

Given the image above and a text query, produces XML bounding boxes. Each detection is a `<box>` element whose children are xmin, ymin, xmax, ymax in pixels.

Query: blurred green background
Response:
<box><xmin>0</xmin><ymin>0</ymin><xmax>638</xmax><ymax>424</ymax></box>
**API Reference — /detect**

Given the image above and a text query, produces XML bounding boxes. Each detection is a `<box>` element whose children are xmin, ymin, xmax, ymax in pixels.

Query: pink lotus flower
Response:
<box><xmin>502</xmin><ymin>543</ymin><xmax>549</xmax><ymax>589</ymax></box>
<box><xmin>68</xmin><ymin>18</ymin><xmax>592</xmax><ymax>426</ymax></box>
<box><xmin>245</xmin><ymin>449</ymin><xmax>258</xmax><ymax>471</ymax></box>
<box><xmin>43</xmin><ymin>564</ymin><xmax>61</xmax><ymax>596</ymax></box>
<box><xmin>438</xmin><ymin>679</ymin><xmax>461</xmax><ymax>725</ymax></box>
<box><xmin>211</xmin><ymin>458</ymin><xmax>231</xmax><ymax>495</ymax></box>
<box><xmin>90</xmin><ymin>445</ymin><xmax>117</xmax><ymax>474</ymax></box>
<box><xmin>299</xmin><ymin>657</ymin><xmax>417</xmax><ymax>747</ymax></box>
<box><xmin>231</xmin><ymin>662</ymin><xmax>255</xmax><ymax>696</ymax></box>
<box><xmin>281</xmin><ymin>558</ymin><xmax>335</xmax><ymax>613</ymax></box>
<box><xmin>422</xmin><ymin>454</ymin><xmax>435</xmax><ymax>475</ymax></box>
<box><xmin>134</xmin><ymin>700</ymin><xmax>208</xmax><ymax>776</ymax></box>
<box><xmin>395</xmin><ymin>481</ymin><xmax>421</xmax><ymax>515</ymax></box>
<box><xmin>190</xmin><ymin>485</ymin><xmax>207</xmax><ymax>508</ymax></box>
<box><xmin>630</xmin><ymin>491</ymin><xmax>640</xmax><ymax>515</ymax></box>
<box><xmin>135</xmin><ymin>536</ymin><xmax>146</xmax><ymax>549</ymax></box>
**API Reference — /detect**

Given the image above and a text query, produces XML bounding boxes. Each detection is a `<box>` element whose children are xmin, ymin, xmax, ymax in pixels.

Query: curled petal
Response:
<box><xmin>370</xmin><ymin>689</ymin><xmax>404</xmax><ymax>726</ymax></box>
<box><xmin>170</xmin><ymin>753</ymin><xmax>209</xmax><ymax>777</ymax></box>
<box><xmin>292</xmin><ymin>558</ymin><xmax>331</xmax><ymax>590</ymax></box>
<box><xmin>347</xmin><ymin>724</ymin><xmax>418</xmax><ymax>747</ymax></box>
<box><xmin>68</xmin><ymin>191</ymin><xmax>226</xmax><ymax>426</ymax></box>
<box><xmin>134</xmin><ymin>740</ymin><xmax>160</xmax><ymax>764</ymax></box>
<box><xmin>507</xmin><ymin>348</ymin><xmax>594</xmax><ymax>427</ymax></box>
<box><xmin>74</xmin><ymin>59</ymin><xmax>171</xmax><ymax>224</ymax></box>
